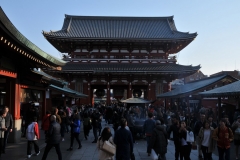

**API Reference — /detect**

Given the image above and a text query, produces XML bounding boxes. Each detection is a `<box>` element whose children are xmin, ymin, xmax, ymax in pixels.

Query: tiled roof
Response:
<box><xmin>49</xmin><ymin>84</ymin><xmax>88</xmax><ymax>98</ymax></box>
<box><xmin>43</xmin><ymin>15</ymin><xmax>197</xmax><ymax>40</ymax></box>
<box><xmin>157</xmin><ymin>75</ymin><xmax>235</xmax><ymax>98</ymax></box>
<box><xmin>199</xmin><ymin>80</ymin><xmax>240</xmax><ymax>97</ymax></box>
<box><xmin>60</xmin><ymin>63</ymin><xmax>200</xmax><ymax>73</ymax></box>
<box><xmin>0</xmin><ymin>7</ymin><xmax>65</xmax><ymax>67</ymax></box>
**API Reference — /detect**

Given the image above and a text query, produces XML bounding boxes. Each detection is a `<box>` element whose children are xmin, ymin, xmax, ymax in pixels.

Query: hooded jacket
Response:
<box><xmin>149</xmin><ymin>125</ymin><xmax>168</xmax><ymax>154</ymax></box>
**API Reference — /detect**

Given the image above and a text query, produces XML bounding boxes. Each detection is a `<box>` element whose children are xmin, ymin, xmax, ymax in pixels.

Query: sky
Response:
<box><xmin>1</xmin><ymin>0</ymin><xmax>240</xmax><ymax>76</ymax></box>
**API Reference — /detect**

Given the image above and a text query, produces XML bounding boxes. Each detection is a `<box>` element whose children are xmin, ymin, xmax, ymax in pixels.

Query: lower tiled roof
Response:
<box><xmin>199</xmin><ymin>80</ymin><xmax>240</xmax><ymax>97</ymax></box>
<box><xmin>61</xmin><ymin>63</ymin><xmax>200</xmax><ymax>73</ymax></box>
<box><xmin>49</xmin><ymin>85</ymin><xmax>88</xmax><ymax>98</ymax></box>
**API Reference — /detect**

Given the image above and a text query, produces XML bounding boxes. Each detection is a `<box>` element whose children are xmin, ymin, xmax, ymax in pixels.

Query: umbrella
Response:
<box><xmin>121</xmin><ymin>98</ymin><xmax>151</xmax><ymax>104</ymax></box>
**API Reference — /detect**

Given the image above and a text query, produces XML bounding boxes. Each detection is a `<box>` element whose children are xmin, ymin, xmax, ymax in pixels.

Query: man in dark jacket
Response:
<box><xmin>143</xmin><ymin>112</ymin><xmax>156</xmax><ymax>156</ymax></box>
<box><xmin>2</xmin><ymin>106</ymin><xmax>13</xmax><ymax>154</ymax></box>
<box><xmin>150</xmin><ymin>120</ymin><xmax>168</xmax><ymax>160</ymax></box>
<box><xmin>42</xmin><ymin>115</ymin><xmax>62</xmax><ymax>160</ymax></box>
<box><xmin>114</xmin><ymin>118</ymin><xmax>133</xmax><ymax>160</ymax></box>
<box><xmin>91</xmin><ymin>109</ymin><xmax>101</xmax><ymax>143</ymax></box>
<box><xmin>167</xmin><ymin>115</ymin><xmax>180</xmax><ymax>160</ymax></box>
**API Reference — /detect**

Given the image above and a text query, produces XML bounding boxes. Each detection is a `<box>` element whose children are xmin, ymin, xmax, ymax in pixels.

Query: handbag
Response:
<box><xmin>186</xmin><ymin>131</ymin><xmax>194</xmax><ymax>143</ymax></box>
<box><xmin>101</xmin><ymin>140</ymin><xmax>116</xmax><ymax>156</ymax></box>
<box><xmin>191</xmin><ymin>141</ymin><xmax>197</xmax><ymax>150</ymax></box>
<box><xmin>151</xmin><ymin>149</ymin><xmax>158</xmax><ymax>160</ymax></box>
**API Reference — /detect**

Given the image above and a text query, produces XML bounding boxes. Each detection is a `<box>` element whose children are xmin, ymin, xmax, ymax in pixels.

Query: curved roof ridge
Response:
<box><xmin>64</xmin><ymin>14</ymin><xmax>174</xmax><ymax>20</ymax></box>
<box><xmin>0</xmin><ymin>7</ymin><xmax>65</xmax><ymax>66</ymax></box>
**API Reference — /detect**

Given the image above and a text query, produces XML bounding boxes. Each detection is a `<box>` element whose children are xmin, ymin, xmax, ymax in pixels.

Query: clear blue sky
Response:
<box><xmin>1</xmin><ymin>0</ymin><xmax>240</xmax><ymax>76</ymax></box>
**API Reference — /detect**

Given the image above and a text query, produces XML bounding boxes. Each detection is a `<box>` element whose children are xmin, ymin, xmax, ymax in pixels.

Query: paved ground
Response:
<box><xmin>1</xmin><ymin>120</ymin><xmax>220</xmax><ymax>160</ymax></box>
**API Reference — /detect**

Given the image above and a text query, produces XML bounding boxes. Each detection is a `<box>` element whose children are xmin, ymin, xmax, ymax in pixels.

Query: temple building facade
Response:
<box><xmin>43</xmin><ymin>15</ymin><xmax>200</xmax><ymax>105</ymax></box>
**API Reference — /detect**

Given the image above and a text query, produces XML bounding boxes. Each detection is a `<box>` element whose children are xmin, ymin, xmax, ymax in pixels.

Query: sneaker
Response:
<box><xmin>36</xmin><ymin>151</ymin><xmax>40</xmax><ymax>156</ymax></box>
<box><xmin>27</xmin><ymin>154</ymin><xmax>32</xmax><ymax>158</ymax></box>
<box><xmin>78</xmin><ymin>145</ymin><xmax>82</xmax><ymax>149</ymax></box>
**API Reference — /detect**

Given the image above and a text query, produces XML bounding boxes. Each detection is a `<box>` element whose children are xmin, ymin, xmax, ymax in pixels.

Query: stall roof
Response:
<box><xmin>157</xmin><ymin>75</ymin><xmax>237</xmax><ymax>98</ymax></box>
<box><xmin>199</xmin><ymin>80</ymin><xmax>240</xmax><ymax>97</ymax></box>
<box><xmin>121</xmin><ymin>97</ymin><xmax>151</xmax><ymax>104</ymax></box>
<box><xmin>49</xmin><ymin>84</ymin><xmax>88</xmax><ymax>98</ymax></box>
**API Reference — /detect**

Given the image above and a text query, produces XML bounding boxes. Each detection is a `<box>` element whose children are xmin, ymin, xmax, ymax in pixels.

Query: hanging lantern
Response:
<box><xmin>95</xmin><ymin>89</ymin><xmax>105</xmax><ymax>98</ymax></box>
<box><xmin>133</xmin><ymin>89</ymin><xmax>142</xmax><ymax>98</ymax></box>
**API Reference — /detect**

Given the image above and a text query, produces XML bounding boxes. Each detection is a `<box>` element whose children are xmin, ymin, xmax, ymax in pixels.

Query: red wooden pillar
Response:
<box><xmin>14</xmin><ymin>81</ymin><xmax>21</xmax><ymax>120</ymax></box>
<box><xmin>88</xmin><ymin>82</ymin><xmax>91</xmax><ymax>105</ymax></box>
<box><xmin>128</xmin><ymin>82</ymin><xmax>132</xmax><ymax>98</ymax></box>
<box><xmin>42</xmin><ymin>90</ymin><xmax>46</xmax><ymax>120</ymax></box>
<box><xmin>107</xmin><ymin>82</ymin><xmax>110</xmax><ymax>105</ymax></box>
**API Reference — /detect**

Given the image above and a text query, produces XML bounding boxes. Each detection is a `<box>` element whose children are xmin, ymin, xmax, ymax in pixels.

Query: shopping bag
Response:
<box><xmin>186</xmin><ymin>131</ymin><xmax>194</xmax><ymax>143</ymax></box>
<box><xmin>151</xmin><ymin>149</ymin><xmax>158</xmax><ymax>160</ymax></box>
<box><xmin>101</xmin><ymin>140</ymin><xmax>116</xmax><ymax>156</ymax></box>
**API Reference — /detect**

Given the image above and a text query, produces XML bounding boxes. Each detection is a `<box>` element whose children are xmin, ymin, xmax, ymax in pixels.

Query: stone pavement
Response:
<box><xmin>2</xmin><ymin>120</ymin><xmax>220</xmax><ymax>160</ymax></box>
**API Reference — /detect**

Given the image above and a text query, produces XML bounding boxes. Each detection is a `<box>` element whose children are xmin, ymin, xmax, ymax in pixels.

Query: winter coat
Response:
<box><xmin>143</xmin><ymin>118</ymin><xmax>155</xmax><ymax>136</ymax></box>
<box><xmin>149</xmin><ymin>125</ymin><xmax>168</xmax><ymax>155</ymax></box>
<box><xmin>71</xmin><ymin>118</ymin><xmax>81</xmax><ymax>133</ymax></box>
<box><xmin>114</xmin><ymin>127</ymin><xmax>133</xmax><ymax>160</ymax></box>
<box><xmin>47</xmin><ymin>121</ymin><xmax>61</xmax><ymax>144</ymax></box>
<box><xmin>212</xmin><ymin>126</ymin><xmax>233</xmax><ymax>149</ymax></box>
<box><xmin>179</xmin><ymin>127</ymin><xmax>192</xmax><ymax>146</ymax></box>
<box><xmin>198</xmin><ymin>127</ymin><xmax>216</xmax><ymax>153</ymax></box>
<box><xmin>97</xmin><ymin>136</ymin><xmax>115</xmax><ymax>160</ymax></box>
<box><xmin>167</xmin><ymin>123</ymin><xmax>180</xmax><ymax>142</ymax></box>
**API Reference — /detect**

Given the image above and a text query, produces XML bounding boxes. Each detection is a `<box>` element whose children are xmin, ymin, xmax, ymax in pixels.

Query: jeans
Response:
<box><xmin>146</xmin><ymin>136</ymin><xmax>151</xmax><ymax>153</ymax></box>
<box><xmin>42</xmin><ymin>143</ymin><xmax>62</xmax><ymax>160</ymax></box>
<box><xmin>217</xmin><ymin>146</ymin><xmax>230</xmax><ymax>160</ymax></box>
<box><xmin>93</xmin><ymin>127</ymin><xmax>99</xmax><ymax>141</ymax></box>
<box><xmin>3</xmin><ymin>130</ymin><xmax>10</xmax><ymax>152</ymax></box>
<box><xmin>201</xmin><ymin>145</ymin><xmax>212</xmax><ymax>160</ymax></box>
<box><xmin>27</xmin><ymin>140</ymin><xmax>40</xmax><ymax>155</ymax></box>
<box><xmin>174</xmin><ymin>141</ymin><xmax>180</xmax><ymax>160</ymax></box>
<box><xmin>70</xmin><ymin>133</ymin><xmax>81</xmax><ymax>148</ymax></box>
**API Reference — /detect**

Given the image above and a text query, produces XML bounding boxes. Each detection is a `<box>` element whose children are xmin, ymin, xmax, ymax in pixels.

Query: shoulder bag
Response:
<box><xmin>101</xmin><ymin>140</ymin><xmax>116</xmax><ymax>156</ymax></box>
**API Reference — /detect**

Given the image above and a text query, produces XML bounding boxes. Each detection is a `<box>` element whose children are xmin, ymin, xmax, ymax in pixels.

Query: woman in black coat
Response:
<box><xmin>149</xmin><ymin>120</ymin><xmax>168</xmax><ymax>160</ymax></box>
<box><xmin>179</xmin><ymin>120</ymin><xmax>192</xmax><ymax>160</ymax></box>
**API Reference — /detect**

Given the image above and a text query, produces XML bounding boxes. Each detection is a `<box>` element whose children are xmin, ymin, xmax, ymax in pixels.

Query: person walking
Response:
<box><xmin>149</xmin><ymin>120</ymin><xmax>168</xmax><ymax>160</ymax></box>
<box><xmin>212</xmin><ymin>118</ymin><xmax>233</xmax><ymax>160</ymax></box>
<box><xmin>83</xmin><ymin>112</ymin><xmax>91</xmax><ymax>140</ymax></box>
<box><xmin>167</xmin><ymin>114</ymin><xmax>180</xmax><ymax>160</ymax></box>
<box><xmin>179</xmin><ymin>121</ymin><xmax>192</xmax><ymax>160</ymax></box>
<box><xmin>232</xmin><ymin>116</ymin><xmax>240</xmax><ymax>160</ymax></box>
<box><xmin>2</xmin><ymin>106</ymin><xmax>13</xmax><ymax>154</ymax></box>
<box><xmin>194</xmin><ymin>113</ymin><xmax>206</xmax><ymax>159</ymax></box>
<box><xmin>67</xmin><ymin>110</ymin><xmax>82</xmax><ymax>151</ymax></box>
<box><xmin>59</xmin><ymin>110</ymin><xmax>67</xmax><ymax>141</ymax></box>
<box><xmin>26</xmin><ymin>117</ymin><xmax>40</xmax><ymax>158</ymax></box>
<box><xmin>91</xmin><ymin>109</ymin><xmax>101</xmax><ymax>143</ymax></box>
<box><xmin>42</xmin><ymin>115</ymin><xmax>62</xmax><ymax>160</ymax></box>
<box><xmin>97</xmin><ymin>127</ymin><xmax>115</xmax><ymax>160</ymax></box>
<box><xmin>41</xmin><ymin>111</ymin><xmax>51</xmax><ymax>138</ymax></box>
<box><xmin>143</xmin><ymin>112</ymin><xmax>156</xmax><ymax>156</ymax></box>
<box><xmin>198</xmin><ymin>121</ymin><xmax>216</xmax><ymax>160</ymax></box>
<box><xmin>114</xmin><ymin>118</ymin><xmax>133</xmax><ymax>160</ymax></box>
<box><xmin>0</xmin><ymin>110</ymin><xmax>7</xmax><ymax>158</ymax></box>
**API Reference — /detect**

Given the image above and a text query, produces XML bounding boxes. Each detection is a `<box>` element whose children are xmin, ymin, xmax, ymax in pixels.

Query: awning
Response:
<box><xmin>49</xmin><ymin>84</ymin><xmax>88</xmax><ymax>98</ymax></box>
<box><xmin>121</xmin><ymin>98</ymin><xmax>151</xmax><ymax>104</ymax></box>
<box><xmin>199</xmin><ymin>80</ymin><xmax>240</xmax><ymax>97</ymax></box>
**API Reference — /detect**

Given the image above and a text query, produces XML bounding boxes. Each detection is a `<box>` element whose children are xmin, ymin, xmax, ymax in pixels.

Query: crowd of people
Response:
<box><xmin>2</xmin><ymin>101</ymin><xmax>240</xmax><ymax>160</ymax></box>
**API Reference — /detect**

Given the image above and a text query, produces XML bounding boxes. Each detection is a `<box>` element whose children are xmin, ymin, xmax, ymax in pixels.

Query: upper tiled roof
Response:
<box><xmin>43</xmin><ymin>15</ymin><xmax>197</xmax><ymax>40</ymax></box>
<box><xmin>0</xmin><ymin>7</ymin><xmax>65</xmax><ymax>67</ymax></box>
<box><xmin>60</xmin><ymin>63</ymin><xmax>200</xmax><ymax>73</ymax></box>
<box><xmin>157</xmin><ymin>75</ymin><xmax>236</xmax><ymax>98</ymax></box>
<box><xmin>199</xmin><ymin>80</ymin><xmax>240</xmax><ymax>97</ymax></box>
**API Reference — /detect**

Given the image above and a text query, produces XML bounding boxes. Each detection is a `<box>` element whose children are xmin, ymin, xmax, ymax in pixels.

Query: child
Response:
<box><xmin>26</xmin><ymin>116</ymin><xmax>40</xmax><ymax>158</ymax></box>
